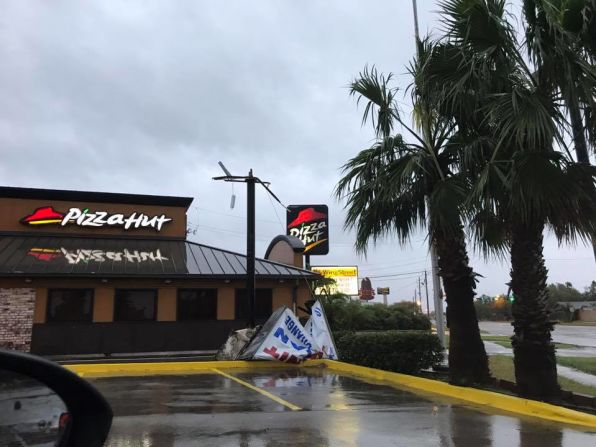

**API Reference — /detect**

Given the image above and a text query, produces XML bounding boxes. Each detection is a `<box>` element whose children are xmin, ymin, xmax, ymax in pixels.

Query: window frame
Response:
<box><xmin>176</xmin><ymin>288</ymin><xmax>218</xmax><ymax>321</ymax></box>
<box><xmin>46</xmin><ymin>288</ymin><xmax>94</xmax><ymax>323</ymax></box>
<box><xmin>113</xmin><ymin>288</ymin><xmax>158</xmax><ymax>322</ymax></box>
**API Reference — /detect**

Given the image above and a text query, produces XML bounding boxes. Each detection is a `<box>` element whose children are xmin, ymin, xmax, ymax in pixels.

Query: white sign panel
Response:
<box><xmin>253</xmin><ymin>308</ymin><xmax>321</xmax><ymax>363</ymax></box>
<box><xmin>312</xmin><ymin>266</ymin><xmax>358</xmax><ymax>296</ymax></box>
<box><xmin>304</xmin><ymin>300</ymin><xmax>339</xmax><ymax>360</ymax></box>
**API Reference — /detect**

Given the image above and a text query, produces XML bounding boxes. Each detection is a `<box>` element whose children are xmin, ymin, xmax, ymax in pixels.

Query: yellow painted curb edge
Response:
<box><xmin>64</xmin><ymin>358</ymin><xmax>596</xmax><ymax>429</ymax></box>
<box><xmin>323</xmin><ymin>360</ymin><xmax>596</xmax><ymax>429</ymax></box>
<box><xmin>65</xmin><ymin>359</ymin><xmax>327</xmax><ymax>377</ymax></box>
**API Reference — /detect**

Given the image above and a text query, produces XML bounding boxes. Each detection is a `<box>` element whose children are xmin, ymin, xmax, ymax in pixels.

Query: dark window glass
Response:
<box><xmin>235</xmin><ymin>289</ymin><xmax>273</xmax><ymax>320</ymax></box>
<box><xmin>47</xmin><ymin>289</ymin><xmax>93</xmax><ymax>322</ymax></box>
<box><xmin>114</xmin><ymin>289</ymin><xmax>156</xmax><ymax>322</ymax></box>
<box><xmin>177</xmin><ymin>289</ymin><xmax>217</xmax><ymax>320</ymax></box>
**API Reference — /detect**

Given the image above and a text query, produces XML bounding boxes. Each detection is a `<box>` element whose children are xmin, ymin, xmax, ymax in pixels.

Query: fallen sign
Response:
<box><xmin>237</xmin><ymin>306</ymin><xmax>322</xmax><ymax>363</ymax></box>
<box><xmin>304</xmin><ymin>300</ymin><xmax>339</xmax><ymax>360</ymax></box>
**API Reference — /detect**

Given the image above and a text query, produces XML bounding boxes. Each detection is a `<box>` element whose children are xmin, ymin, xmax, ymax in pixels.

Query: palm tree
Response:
<box><xmin>424</xmin><ymin>0</ymin><xmax>596</xmax><ymax>400</ymax></box>
<box><xmin>336</xmin><ymin>48</ymin><xmax>491</xmax><ymax>386</ymax></box>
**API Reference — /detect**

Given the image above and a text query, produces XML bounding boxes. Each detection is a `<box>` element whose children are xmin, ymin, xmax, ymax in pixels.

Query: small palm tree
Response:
<box><xmin>336</xmin><ymin>46</ymin><xmax>491</xmax><ymax>386</ymax></box>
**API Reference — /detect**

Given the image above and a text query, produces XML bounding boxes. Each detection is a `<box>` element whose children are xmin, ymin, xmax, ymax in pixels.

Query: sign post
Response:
<box><xmin>377</xmin><ymin>287</ymin><xmax>390</xmax><ymax>306</ymax></box>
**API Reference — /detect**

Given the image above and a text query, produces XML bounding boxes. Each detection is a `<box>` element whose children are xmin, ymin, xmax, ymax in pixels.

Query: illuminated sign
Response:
<box><xmin>360</xmin><ymin>277</ymin><xmax>374</xmax><ymax>301</ymax></box>
<box><xmin>21</xmin><ymin>206</ymin><xmax>172</xmax><ymax>232</ymax></box>
<box><xmin>312</xmin><ymin>265</ymin><xmax>358</xmax><ymax>296</ymax></box>
<box><xmin>286</xmin><ymin>205</ymin><xmax>329</xmax><ymax>255</ymax></box>
<box><xmin>28</xmin><ymin>247</ymin><xmax>169</xmax><ymax>265</ymax></box>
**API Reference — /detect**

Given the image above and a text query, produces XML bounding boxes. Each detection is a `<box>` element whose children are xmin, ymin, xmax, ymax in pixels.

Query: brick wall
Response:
<box><xmin>0</xmin><ymin>288</ymin><xmax>36</xmax><ymax>352</ymax></box>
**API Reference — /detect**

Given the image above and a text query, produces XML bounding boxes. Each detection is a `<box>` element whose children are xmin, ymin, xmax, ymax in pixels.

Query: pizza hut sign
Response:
<box><xmin>286</xmin><ymin>204</ymin><xmax>329</xmax><ymax>255</ymax></box>
<box><xmin>20</xmin><ymin>206</ymin><xmax>172</xmax><ymax>232</ymax></box>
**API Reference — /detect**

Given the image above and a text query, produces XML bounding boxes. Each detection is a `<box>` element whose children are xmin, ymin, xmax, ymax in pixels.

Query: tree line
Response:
<box><xmin>335</xmin><ymin>0</ymin><xmax>596</xmax><ymax>401</ymax></box>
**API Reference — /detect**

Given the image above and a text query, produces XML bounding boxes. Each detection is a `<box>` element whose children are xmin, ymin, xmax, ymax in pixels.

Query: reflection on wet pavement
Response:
<box><xmin>92</xmin><ymin>368</ymin><xmax>596</xmax><ymax>447</ymax></box>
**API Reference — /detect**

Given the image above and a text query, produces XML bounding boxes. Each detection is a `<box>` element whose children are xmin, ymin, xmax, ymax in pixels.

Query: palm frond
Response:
<box><xmin>349</xmin><ymin>66</ymin><xmax>399</xmax><ymax>138</ymax></box>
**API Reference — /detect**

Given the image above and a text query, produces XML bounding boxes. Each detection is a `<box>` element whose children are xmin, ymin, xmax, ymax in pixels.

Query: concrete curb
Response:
<box><xmin>325</xmin><ymin>360</ymin><xmax>596</xmax><ymax>429</ymax></box>
<box><xmin>65</xmin><ymin>359</ymin><xmax>328</xmax><ymax>377</ymax></box>
<box><xmin>64</xmin><ymin>359</ymin><xmax>596</xmax><ymax>429</ymax></box>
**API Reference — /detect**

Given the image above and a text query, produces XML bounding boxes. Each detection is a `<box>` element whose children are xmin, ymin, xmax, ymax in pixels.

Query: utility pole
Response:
<box><xmin>418</xmin><ymin>276</ymin><xmax>422</xmax><ymax>311</ymax></box>
<box><xmin>424</xmin><ymin>270</ymin><xmax>430</xmax><ymax>317</ymax></box>
<box><xmin>214</xmin><ymin>163</ymin><xmax>286</xmax><ymax>328</ymax></box>
<box><xmin>411</xmin><ymin>0</ymin><xmax>446</xmax><ymax>350</ymax></box>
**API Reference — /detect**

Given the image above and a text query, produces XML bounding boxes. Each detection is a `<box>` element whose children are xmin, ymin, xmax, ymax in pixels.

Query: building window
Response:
<box><xmin>114</xmin><ymin>289</ymin><xmax>157</xmax><ymax>322</ymax></box>
<box><xmin>47</xmin><ymin>289</ymin><xmax>93</xmax><ymax>323</ymax></box>
<box><xmin>177</xmin><ymin>289</ymin><xmax>217</xmax><ymax>320</ymax></box>
<box><xmin>235</xmin><ymin>288</ymin><xmax>273</xmax><ymax>320</ymax></box>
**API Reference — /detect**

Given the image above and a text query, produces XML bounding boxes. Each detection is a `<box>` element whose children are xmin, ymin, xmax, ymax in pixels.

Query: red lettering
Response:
<box><xmin>263</xmin><ymin>346</ymin><xmax>280</xmax><ymax>359</ymax></box>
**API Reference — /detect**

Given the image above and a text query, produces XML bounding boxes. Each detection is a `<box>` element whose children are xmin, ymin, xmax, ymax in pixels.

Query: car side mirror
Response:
<box><xmin>0</xmin><ymin>349</ymin><xmax>112</xmax><ymax>447</ymax></box>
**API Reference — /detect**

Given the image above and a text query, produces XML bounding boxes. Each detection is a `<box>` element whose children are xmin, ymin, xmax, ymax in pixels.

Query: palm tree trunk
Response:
<box><xmin>510</xmin><ymin>219</ymin><xmax>560</xmax><ymax>401</ymax></box>
<box><xmin>433</xmin><ymin>224</ymin><xmax>491</xmax><ymax>386</ymax></box>
<box><xmin>568</xmin><ymin>96</ymin><xmax>589</xmax><ymax>164</ymax></box>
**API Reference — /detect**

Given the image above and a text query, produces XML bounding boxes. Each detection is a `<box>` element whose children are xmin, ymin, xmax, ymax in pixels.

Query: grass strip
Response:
<box><xmin>489</xmin><ymin>355</ymin><xmax>596</xmax><ymax>397</ymax></box>
<box><xmin>482</xmin><ymin>335</ymin><xmax>578</xmax><ymax>350</ymax></box>
<box><xmin>557</xmin><ymin>357</ymin><xmax>596</xmax><ymax>376</ymax></box>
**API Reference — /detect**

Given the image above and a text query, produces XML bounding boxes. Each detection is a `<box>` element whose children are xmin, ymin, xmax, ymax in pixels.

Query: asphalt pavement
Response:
<box><xmin>91</xmin><ymin>367</ymin><xmax>596</xmax><ymax>447</ymax></box>
<box><xmin>479</xmin><ymin>322</ymin><xmax>596</xmax><ymax>349</ymax></box>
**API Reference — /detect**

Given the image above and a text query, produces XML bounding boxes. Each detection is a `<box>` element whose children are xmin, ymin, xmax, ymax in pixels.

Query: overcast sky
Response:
<box><xmin>0</xmin><ymin>1</ymin><xmax>593</xmax><ymax>305</ymax></box>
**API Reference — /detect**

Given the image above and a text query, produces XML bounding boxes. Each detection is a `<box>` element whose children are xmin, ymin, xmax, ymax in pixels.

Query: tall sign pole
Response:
<box><xmin>246</xmin><ymin>169</ymin><xmax>256</xmax><ymax>328</ymax></box>
<box><xmin>215</xmin><ymin>163</ymin><xmax>285</xmax><ymax>329</ymax></box>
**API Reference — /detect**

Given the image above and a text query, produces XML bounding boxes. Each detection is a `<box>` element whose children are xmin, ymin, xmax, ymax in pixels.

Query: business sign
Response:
<box><xmin>304</xmin><ymin>300</ymin><xmax>339</xmax><ymax>360</ymax></box>
<box><xmin>286</xmin><ymin>205</ymin><xmax>329</xmax><ymax>255</ymax></box>
<box><xmin>238</xmin><ymin>307</ymin><xmax>321</xmax><ymax>363</ymax></box>
<box><xmin>311</xmin><ymin>266</ymin><xmax>358</xmax><ymax>296</ymax></box>
<box><xmin>20</xmin><ymin>206</ymin><xmax>172</xmax><ymax>232</ymax></box>
<box><xmin>360</xmin><ymin>277</ymin><xmax>375</xmax><ymax>301</ymax></box>
<box><xmin>27</xmin><ymin>247</ymin><xmax>169</xmax><ymax>265</ymax></box>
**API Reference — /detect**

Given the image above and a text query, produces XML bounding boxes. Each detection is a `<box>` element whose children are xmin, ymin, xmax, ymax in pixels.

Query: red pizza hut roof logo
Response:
<box><xmin>287</xmin><ymin>208</ymin><xmax>326</xmax><ymax>228</ymax></box>
<box><xmin>21</xmin><ymin>207</ymin><xmax>65</xmax><ymax>225</ymax></box>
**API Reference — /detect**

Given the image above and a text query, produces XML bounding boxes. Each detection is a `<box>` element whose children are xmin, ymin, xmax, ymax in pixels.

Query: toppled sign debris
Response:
<box><xmin>217</xmin><ymin>300</ymin><xmax>339</xmax><ymax>363</ymax></box>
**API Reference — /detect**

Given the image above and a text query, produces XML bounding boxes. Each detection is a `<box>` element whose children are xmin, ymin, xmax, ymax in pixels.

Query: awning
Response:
<box><xmin>0</xmin><ymin>235</ymin><xmax>318</xmax><ymax>280</ymax></box>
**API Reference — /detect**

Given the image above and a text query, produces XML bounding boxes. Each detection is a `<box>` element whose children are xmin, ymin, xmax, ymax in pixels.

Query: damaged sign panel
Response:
<box><xmin>238</xmin><ymin>307</ymin><xmax>321</xmax><ymax>363</ymax></box>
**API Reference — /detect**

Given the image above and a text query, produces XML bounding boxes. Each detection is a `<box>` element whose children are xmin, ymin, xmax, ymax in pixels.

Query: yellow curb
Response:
<box><xmin>323</xmin><ymin>360</ymin><xmax>596</xmax><ymax>429</ymax></box>
<box><xmin>64</xmin><ymin>358</ymin><xmax>596</xmax><ymax>429</ymax></box>
<box><xmin>65</xmin><ymin>359</ymin><xmax>327</xmax><ymax>378</ymax></box>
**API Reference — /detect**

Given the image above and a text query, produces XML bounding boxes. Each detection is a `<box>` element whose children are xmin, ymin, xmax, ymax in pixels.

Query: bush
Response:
<box><xmin>321</xmin><ymin>296</ymin><xmax>431</xmax><ymax>332</ymax></box>
<box><xmin>336</xmin><ymin>331</ymin><xmax>443</xmax><ymax>374</ymax></box>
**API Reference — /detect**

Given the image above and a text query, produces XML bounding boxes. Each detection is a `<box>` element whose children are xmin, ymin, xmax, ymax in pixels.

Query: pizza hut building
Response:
<box><xmin>0</xmin><ymin>186</ymin><xmax>316</xmax><ymax>356</ymax></box>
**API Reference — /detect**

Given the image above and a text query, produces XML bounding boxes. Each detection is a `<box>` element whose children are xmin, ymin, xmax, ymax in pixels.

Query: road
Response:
<box><xmin>92</xmin><ymin>367</ymin><xmax>596</xmax><ymax>447</ymax></box>
<box><xmin>480</xmin><ymin>322</ymin><xmax>596</xmax><ymax>349</ymax></box>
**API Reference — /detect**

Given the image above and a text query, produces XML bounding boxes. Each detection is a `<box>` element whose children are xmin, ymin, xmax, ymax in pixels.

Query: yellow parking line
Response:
<box><xmin>211</xmin><ymin>368</ymin><xmax>302</xmax><ymax>411</ymax></box>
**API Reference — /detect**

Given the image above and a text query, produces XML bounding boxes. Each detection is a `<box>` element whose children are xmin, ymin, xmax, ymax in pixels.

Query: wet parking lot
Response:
<box><xmin>91</xmin><ymin>367</ymin><xmax>596</xmax><ymax>447</ymax></box>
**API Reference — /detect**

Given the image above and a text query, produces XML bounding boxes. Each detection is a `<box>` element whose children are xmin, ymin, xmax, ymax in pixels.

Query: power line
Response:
<box><xmin>362</xmin><ymin>270</ymin><xmax>426</xmax><ymax>279</ymax></box>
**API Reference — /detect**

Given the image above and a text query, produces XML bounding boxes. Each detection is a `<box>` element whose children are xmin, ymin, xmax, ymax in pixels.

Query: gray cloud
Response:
<box><xmin>0</xmin><ymin>1</ymin><xmax>592</xmax><ymax>302</ymax></box>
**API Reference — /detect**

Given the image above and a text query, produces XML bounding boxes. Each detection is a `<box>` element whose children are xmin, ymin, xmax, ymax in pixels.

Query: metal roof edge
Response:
<box><xmin>0</xmin><ymin>186</ymin><xmax>194</xmax><ymax>208</ymax></box>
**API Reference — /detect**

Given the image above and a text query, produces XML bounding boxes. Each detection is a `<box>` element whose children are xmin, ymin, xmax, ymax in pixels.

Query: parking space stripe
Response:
<box><xmin>211</xmin><ymin>368</ymin><xmax>302</xmax><ymax>411</ymax></box>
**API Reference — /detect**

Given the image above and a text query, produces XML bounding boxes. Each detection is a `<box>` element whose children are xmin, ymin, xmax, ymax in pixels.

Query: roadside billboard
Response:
<box><xmin>311</xmin><ymin>265</ymin><xmax>358</xmax><ymax>296</ymax></box>
<box><xmin>287</xmin><ymin>205</ymin><xmax>329</xmax><ymax>255</ymax></box>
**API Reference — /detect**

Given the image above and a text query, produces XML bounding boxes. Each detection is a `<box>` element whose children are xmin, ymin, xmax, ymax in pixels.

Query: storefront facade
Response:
<box><xmin>0</xmin><ymin>186</ymin><xmax>316</xmax><ymax>356</ymax></box>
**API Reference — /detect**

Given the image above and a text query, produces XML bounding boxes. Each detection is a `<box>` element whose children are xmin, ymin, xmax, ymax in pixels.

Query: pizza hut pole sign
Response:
<box><xmin>21</xmin><ymin>206</ymin><xmax>172</xmax><ymax>232</ymax></box>
<box><xmin>286</xmin><ymin>205</ymin><xmax>329</xmax><ymax>255</ymax></box>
